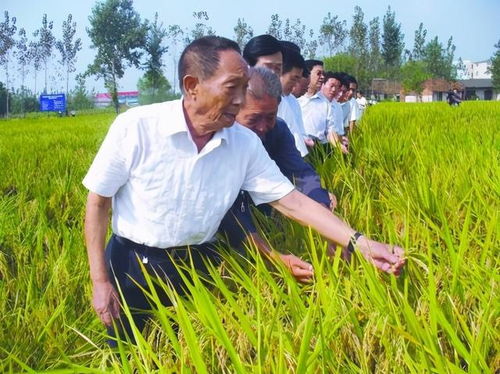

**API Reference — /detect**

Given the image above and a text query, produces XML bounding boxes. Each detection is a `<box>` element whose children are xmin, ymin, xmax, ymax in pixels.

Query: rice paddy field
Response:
<box><xmin>0</xmin><ymin>102</ymin><xmax>498</xmax><ymax>373</ymax></box>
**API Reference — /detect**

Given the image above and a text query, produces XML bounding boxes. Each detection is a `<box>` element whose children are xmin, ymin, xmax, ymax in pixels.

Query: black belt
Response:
<box><xmin>113</xmin><ymin>234</ymin><xmax>217</xmax><ymax>256</ymax></box>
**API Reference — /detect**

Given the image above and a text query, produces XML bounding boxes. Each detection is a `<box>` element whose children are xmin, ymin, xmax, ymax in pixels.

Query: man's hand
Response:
<box><xmin>356</xmin><ymin>237</ymin><xmax>405</xmax><ymax>275</ymax></box>
<box><xmin>92</xmin><ymin>280</ymin><xmax>121</xmax><ymax>326</ymax></box>
<box><xmin>340</xmin><ymin>143</ymin><xmax>349</xmax><ymax>154</ymax></box>
<box><xmin>278</xmin><ymin>254</ymin><xmax>314</xmax><ymax>283</ymax></box>
<box><xmin>328</xmin><ymin>192</ymin><xmax>337</xmax><ymax>211</ymax></box>
<box><xmin>304</xmin><ymin>137</ymin><xmax>315</xmax><ymax>147</ymax></box>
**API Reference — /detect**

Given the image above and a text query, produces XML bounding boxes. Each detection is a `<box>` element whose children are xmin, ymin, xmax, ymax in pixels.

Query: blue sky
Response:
<box><xmin>3</xmin><ymin>0</ymin><xmax>500</xmax><ymax>93</ymax></box>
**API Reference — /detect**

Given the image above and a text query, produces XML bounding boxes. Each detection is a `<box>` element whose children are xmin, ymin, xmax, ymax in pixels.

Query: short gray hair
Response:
<box><xmin>247</xmin><ymin>67</ymin><xmax>282</xmax><ymax>103</ymax></box>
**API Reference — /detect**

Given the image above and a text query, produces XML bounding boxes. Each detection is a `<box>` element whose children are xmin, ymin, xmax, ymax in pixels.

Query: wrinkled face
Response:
<box><xmin>309</xmin><ymin>65</ymin><xmax>325</xmax><ymax>90</ymax></box>
<box><xmin>321</xmin><ymin>78</ymin><xmax>341</xmax><ymax>101</ymax></box>
<box><xmin>292</xmin><ymin>76</ymin><xmax>310</xmax><ymax>98</ymax></box>
<box><xmin>281</xmin><ymin>67</ymin><xmax>303</xmax><ymax>95</ymax></box>
<box><xmin>192</xmin><ymin>50</ymin><xmax>249</xmax><ymax>130</ymax></box>
<box><xmin>347</xmin><ymin>82</ymin><xmax>357</xmax><ymax>100</ymax></box>
<box><xmin>255</xmin><ymin>52</ymin><xmax>283</xmax><ymax>76</ymax></box>
<box><xmin>236</xmin><ymin>93</ymin><xmax>278</xmax><ymax>138</ymax></box>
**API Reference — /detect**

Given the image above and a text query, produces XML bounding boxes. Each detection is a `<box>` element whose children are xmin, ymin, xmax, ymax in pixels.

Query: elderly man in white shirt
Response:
<box><xmin>83</xmin><ymin>36</ymin><xmax>405</xmax><ymax>346</ymax></box>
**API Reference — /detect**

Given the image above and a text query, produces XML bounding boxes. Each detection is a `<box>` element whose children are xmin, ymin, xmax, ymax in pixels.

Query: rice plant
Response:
<box><xmin>0</xmin><ymin>102</ymin><xmax>498</xmax><ymax>373</ymax></box>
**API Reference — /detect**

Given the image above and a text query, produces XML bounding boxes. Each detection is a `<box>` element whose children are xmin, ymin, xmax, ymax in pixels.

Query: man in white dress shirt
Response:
<box><xmin>277</xmin><ymin>41</ymin><xmax>313</xmax><ymax>156</ymax></box>
<box><xmin>302</xmin><ymin>59</ymin><xmax>325</xmax><ymax>99</ymax></box>
<box><xmin>83</xmin><ymin>36</ymin><xmax>405</xmax><ymax>345</ymax></box>
<box><xmin>299</xmin><ymin>71</ymin><xmax>347</xmax><ymax>153</ymax></box>
<box><xmin>356</xmin><ymin>91</ymin><xmax>368</xmax><ymax>117</ymax></box>
<box><xmin>346</xmin><ymin>75</ymin><xmax>360</xmax><ymax>133</ymax></box>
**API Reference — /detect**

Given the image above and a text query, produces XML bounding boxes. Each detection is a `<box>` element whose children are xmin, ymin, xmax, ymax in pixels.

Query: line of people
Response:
<box><xmin>83</xmin><ymin>34</ymin><xmax>406</xmax><ymax>346</ymax></box>
<box><xmin>218</xmin><ymin>35</ymin><xmax>368</xmax><ymax>280</ymax></box>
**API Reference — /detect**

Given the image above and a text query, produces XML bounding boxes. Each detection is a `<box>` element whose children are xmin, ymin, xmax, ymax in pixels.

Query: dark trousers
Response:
<box><xmin>104</xmin><ymin>234</ymin><xmax>221</xmax><ymax>346</ymax></box>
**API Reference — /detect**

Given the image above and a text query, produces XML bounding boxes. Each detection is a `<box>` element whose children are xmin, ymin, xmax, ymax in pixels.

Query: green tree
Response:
<box><xmin>444</xmin><ymin>36</ymin><xmax>456</xmax><ymax>79</ymax></box>
<box><xmin>368</xmin><ymin>17</ymin><xmax>382</xmax><ymax>74</ymax></box>
<box><xmin>233</xmin><ymin>18</ymin><xmax>254</xmax><ymax>51</ymax></box>
<box><xmin>401</xmin><ymin>60</ymin><xmax>430</xmax><ymax>100</ymax></box>
<box><xmin>267</xmin><ymin>14</ymin><xmax>283</xmax><ymax>40</ymax></box>
<box><xmin>0</xmin><ymin>82</ymin><xmax>11</xmax><ymax>116</ymax></box>
<box><xmin>289</xmin><ymin>19</ymin><xmax>306</xmax><ymax>50</ymax></box>
<box><xmin>167</xmin><ymin>24</ymin><xmax>184</xmax><ymax>94</ymax></box>
<box><xmin>142</xmin><ymin>12</ymin><xmax>168</xmax><ymax>101</ymax></box>
<box><xmin>33</xmin><ymin>14</ymin><xmax>55</xmax><ymax>93</ymax></box>
<box><xmin>28</xmin><ymin>34</ymin><xmax>43</xmax><ymax>94</ymax></box>
<box><xmin>10</xmin><ymin>87</ymin><xmax>39</xmax><ymax>114</ymax></box>
<box><xmin>423</xmin><ymin>36</ymin><xmax>456</xmax><ymax>80</ymax></box>
<box><xmin>381</xmin><ymin>6</ymin><xmax>404</xmax><ymax>74</ymax></box>
<box><xmin>137</xmin><ymin>73</ymin><xmax>178</xmax><ymax>105</ymax></box>
<box><xmin>185</xmin><ymin>11</ymin><xmax>215</xmax><ymax>44</ymax></box>
<box><xmin>282</xmin><ymin>18</ymin><xmax>292</xmax><ymax>41</ymax></box>
<box><xmin>15</xmin><ymin>28</ymin><xmax>30</xmax><ymax>116</ymax></box>
<box><xmin>489</xmin><ymin>40</ymin><xmax>500</xmax><ymax>89</ymax></box>
<box><xmin>86</xmin><ymin>0</ymin><xmax>147</xmax><ymax>113</ymax></box>
<box><xmin>0</xmin><ymin>11</ymin><xmax>17</xmax><ymax>117</ymax></box>
<box><xmin>304</xmin><ymin>29</ymin><xmax>319</xmax><ymax>59</ymax></box>
<box><xmin>455</xmin><ymin>57</ymin><xmax>467</xmax><ymax>79</ymax></box>
<box><xmin>323</xmin><ymin>53</ymin><xmax>357</xmax><ymax>74</ymax></box>
<box><xmin>55</xmin><ymin>14</ymin><xmax>82</xmax><ymax>101</ymax></box>
<box><xmin>318</xmin><ymin>13</ymin><xmax>347</xmax><ymax>56</ymax></box>
<box><xmin>412</xmin><ymin>22</ymin><xmax>427</xmax><ymax>61</ymax></box>
<box><xmin>69</xmin><ymin>73</ymin><xmax>94</xmax><ymax>110</ymax></box>
<box><xmin>348</xmin><ymin>6</ymin><xmax>369</xmax><ymax>86</ymax></box>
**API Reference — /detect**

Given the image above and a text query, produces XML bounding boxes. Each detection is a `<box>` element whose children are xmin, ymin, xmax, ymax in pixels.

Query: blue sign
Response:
<box><xmin>40</xmin><ymin>94</ymin><xmax>66</xmax><ymax>112</ymax></box>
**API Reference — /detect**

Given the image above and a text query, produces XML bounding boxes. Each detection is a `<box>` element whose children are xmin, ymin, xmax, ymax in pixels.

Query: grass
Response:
<box><xmin>0</xmin><ymin>102</ymin><xmax>498</xmax><ymax>373</ymax></box>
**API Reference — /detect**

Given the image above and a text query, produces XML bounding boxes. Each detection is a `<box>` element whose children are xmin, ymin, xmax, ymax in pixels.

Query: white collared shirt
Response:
<box><xmin>349</xmin><ymin>98</ymin><xmax>360</xmax><ymax>121</ymax></box>
<box><xmin>356</xmin><ymin>96</ymin><xmax>367</xmax><ymax>114</ymax></box>
<box><xmin>330</xmin><ymin>99</ymin><xmax>345</xmax><ymax>136</ymax></box>
<box><xmin>298</xmin><ymin>92</ymin><xmax>334</xmax><ymax>144</ymax></box>
<box><xmin>341</xmin><ymin>101</ymin><xmax>350</xmax><ymax>129</ymax></box>
<box><xmin>277</xmin><ymin>94</ymin><xmax>309</xmax><ymax>157</ymax></box>
<box><xmin>83</xmin><ymin>99</ymin><xmax>294</xmax><ymax>248</ymax></box>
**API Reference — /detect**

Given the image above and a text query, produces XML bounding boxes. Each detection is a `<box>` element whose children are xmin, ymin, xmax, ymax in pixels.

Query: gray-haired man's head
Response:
<box><xmin>236</xmin><ymin>67</ymin><xmax>282</xmax><ymax>138</ymax></box>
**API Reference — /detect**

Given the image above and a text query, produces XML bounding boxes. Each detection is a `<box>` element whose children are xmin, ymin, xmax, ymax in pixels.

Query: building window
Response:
<box><xmin>465</xmin><ymin>89</ymin><xmax>476</xmax><ymax>100</ymax></box>
<box><xmin>484</xmin><ymin>89</ymin><xmax>493</xmax><ymax>100</ymax></box>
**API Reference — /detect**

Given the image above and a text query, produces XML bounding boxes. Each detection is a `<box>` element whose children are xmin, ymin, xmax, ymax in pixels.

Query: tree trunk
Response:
<box><xmin>21</xmin><ymin>64</ymin><xmax>25</xmax><ymax>117</ymax></box>
<box><xmin>111</xmin><ymin>61</ymin><xmax>119</xmax><ymax>114</ymax></box>
<box><xmin>44</xmin><ymin>60</ymin><xmax>48</xmax><ymax>93</ymax></box>
<box><xmin>66</xmin><ymin>66</ymin><xmax>70</xmax><ymax>115</ymax></box>
<box><xmin>34</xmin><ymin>69</ymin><xmax>38</xmax><ymax>95</ymax></box>
<box><xmin>5</xmin><ymin>60</ymin><xmax>10</xmax><ymax>118</ymax></box>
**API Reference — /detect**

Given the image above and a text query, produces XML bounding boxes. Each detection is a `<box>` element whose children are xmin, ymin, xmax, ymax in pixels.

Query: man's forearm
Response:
<box><xmin>247</xmin><ymin>232</ymin><xmax>273</xmax><ymax>258</ymax></box>
<box><xmin>270</xmin><ymin>190</ymin><xmax>355</xmax><ymax>247</ymax></box>
<box><xmin>84</xmin><ymin>193</ymin><xmax>112</xmax><ymax>284</ymax></box>
<box><xmin>349</xmin><ymin>120</ymin><xmax>356</xmax><ymax>133</ymax></box>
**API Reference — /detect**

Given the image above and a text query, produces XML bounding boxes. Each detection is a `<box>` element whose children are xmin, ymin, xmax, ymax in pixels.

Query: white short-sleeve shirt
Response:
<box><xmin>83</xmin><ymin>99</ymin><xmax>294</xmax><ymax>248</ymax></box>
<box><xmin>341</xmin><ymin>101</ymin><xmax>350</xmax><ymax>129</ymax></box>
<box><xmin>330</xmin><ymin>99</ymin><xmax>345</xmax><ymax>136</ymax></box>
<box><xmin>298</xmin><ymin>92</ymin><xmax>334</xmax><ymax>144</ymax></box>
<box><xmin>277</xmin><ymin>94</ymin><xmax>309</xmax><ymax>157</ymax></box>
<box><xmin>349</xmin><ymin>98</ymin><xmax>360</xmax><ymax>121</ymax></box>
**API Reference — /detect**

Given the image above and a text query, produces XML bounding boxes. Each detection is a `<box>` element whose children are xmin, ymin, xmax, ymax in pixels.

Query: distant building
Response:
<box><xmin>461</xmin><ymin>60</ymin><xmax>492</xmax><ymax>79</ymax></box>
<box><xmin>402</xmin><ymin>79</ymin><xmax>464</xmax><ymax>103</ymax></box>
<box><xmin>370</xmin><ymin>78</ymin><xmax>402</xmax><ymax>101</ymax></box>
<box><xmin>459</xmin><ymin>79</ymin><xmax>499</xmax><ymax>100</ymax></box>
<box><xmin>94</xmin><ymin>91</ymin><xmax>139</xmax><ymax>108</ymax></box>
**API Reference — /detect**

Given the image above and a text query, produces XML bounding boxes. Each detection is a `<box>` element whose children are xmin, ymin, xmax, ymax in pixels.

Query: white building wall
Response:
<box><xmin>463</xmin><ymin>60</ymin><xmax>492</xmax><ymax>79</ymax></box>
